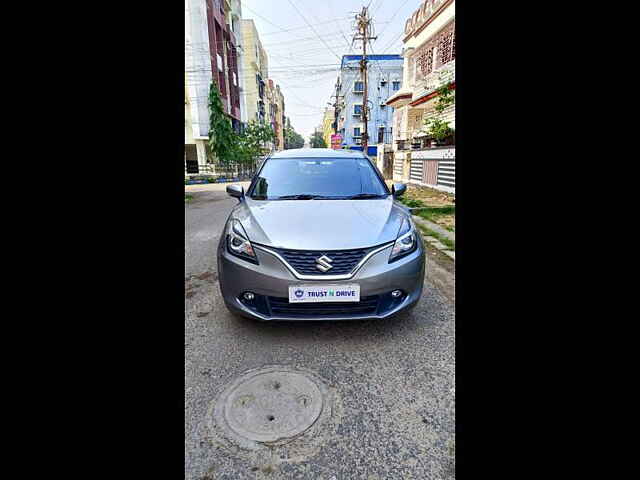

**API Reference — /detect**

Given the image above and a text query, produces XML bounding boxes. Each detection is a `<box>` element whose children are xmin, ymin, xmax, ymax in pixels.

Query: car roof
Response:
<box><xmin>267</xmin><ymin>148</ymin><xmax>368</xmax><ymax>159</ymax></box>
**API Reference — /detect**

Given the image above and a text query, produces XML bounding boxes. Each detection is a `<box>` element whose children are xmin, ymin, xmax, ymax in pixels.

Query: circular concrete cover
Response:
<box><xmin>220</xmin><ymin>368</ymin><xmax>324</xmax><ymax>443</ymax></box>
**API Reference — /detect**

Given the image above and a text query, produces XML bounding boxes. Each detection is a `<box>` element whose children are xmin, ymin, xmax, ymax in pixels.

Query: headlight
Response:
<box><xmin>389</xmin><ymin>218</ymin><xmax>417</xmax><ymax>263</ymax></box>
<box><xmin>226</xmin><ymin>219</ymin><xmax>258</xmax><ymax>264</ymax></box>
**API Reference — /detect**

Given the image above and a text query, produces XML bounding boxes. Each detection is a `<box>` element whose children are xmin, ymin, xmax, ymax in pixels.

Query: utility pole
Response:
<box><xmin>327</xmin><ymin>78</ymin><xmax>344</xmax><ymax>149</ymax></box>
<box><xmin>333</xmin><ymin>79</ymin><xmax>340</xmax><ymax>135</ymax></box>
<box><xmin>354</xmin><ymin>6</ymin><xmax>377</xmax><ymax>153</ymax></box>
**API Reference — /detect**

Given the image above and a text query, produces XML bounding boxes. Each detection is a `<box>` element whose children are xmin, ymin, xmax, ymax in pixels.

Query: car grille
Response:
<box><xmin>272</xmin><ymin>247</ymin><xmax>375</xmax><ymax>276</ymax></box>
<box><xmin>267</xmin><ymin>295</ymin><xmax>380</xmax><ymax>317</ymax></box>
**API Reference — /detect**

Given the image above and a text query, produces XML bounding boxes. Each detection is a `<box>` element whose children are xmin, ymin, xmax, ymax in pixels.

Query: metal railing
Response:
<box><xmin>376</xmin><ymin>129</ymin><xmax>393</xmax><ymax>145</ymax></box>
<box><xmin>184</xmin><ymin>160</ymin><xmax>258</xmax><ymax>181</ymax></box>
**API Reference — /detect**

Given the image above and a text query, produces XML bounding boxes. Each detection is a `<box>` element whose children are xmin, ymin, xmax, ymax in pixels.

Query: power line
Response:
<box><xmin>381</xmin><ymin>28</ymin><xmax>405</xmax><ymax>54</ymax></box>
<box><xmin>286</xmin><ymin>0</ymin><xmax>342</xmax><ymax>61</ymax></box>
<box><xmin>243</xmin><ymin>3</ymin><xmax>347</xmax><ymax>57</ymax></box>
<box><xmin>259</xmin><ymin>16</ymin><xmax>353</xmax><ymax>36</ymax></box>
<box><xmin>372</xmin><ymin>0</ymin><xmax>385</xmax><ymax>16</ymax></box>
<box><xmin>376</xmin><ymin>0</ymin><xmax>412</xmax><ymax>40</ymax></box>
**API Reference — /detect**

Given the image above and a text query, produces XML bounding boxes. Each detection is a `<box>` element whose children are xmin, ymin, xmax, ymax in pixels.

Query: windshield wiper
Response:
<box><xmin>275</xmin><ymin>194</ymin><xmax>329</xmax><ymax>200</ymax></box>
<box><xmin>343</xmin><ymin>193</ymin><xmax>388</xmax><ymax>199</ymax></box>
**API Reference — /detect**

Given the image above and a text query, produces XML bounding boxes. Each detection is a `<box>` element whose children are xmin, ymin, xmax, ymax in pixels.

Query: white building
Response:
<box><xmin>385</xmin><ymin>0</ymin><xmax>455</xmax><ymax>192</ymax></box>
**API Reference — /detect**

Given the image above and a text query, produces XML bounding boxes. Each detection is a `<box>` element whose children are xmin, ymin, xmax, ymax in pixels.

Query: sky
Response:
<box><xmin>241</xmin><ymin>0</ymin><xmax>418</xmax><ymax>139</ymax></box>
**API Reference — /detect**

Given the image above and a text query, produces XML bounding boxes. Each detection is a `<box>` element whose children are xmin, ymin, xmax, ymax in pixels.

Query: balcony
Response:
<box><xmin>411</xmin><ymin>60</ymin><xmax>455</xmax><ymax>103</ymax></box>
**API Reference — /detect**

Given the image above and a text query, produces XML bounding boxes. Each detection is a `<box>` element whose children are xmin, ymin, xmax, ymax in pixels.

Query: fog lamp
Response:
<box><xmin>243</xmin><ymin>292</ymin><xmax>255</xmax><ymax>301</ymax></box>
<box><xmin>391</xmin><ymin>290</ymin><xmax>403</xmax><ymax>298</ymax></box>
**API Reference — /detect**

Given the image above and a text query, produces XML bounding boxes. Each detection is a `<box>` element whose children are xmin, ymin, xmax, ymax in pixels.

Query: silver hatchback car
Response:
<box><xmin>217</xmin><ymin>148</ymin><xmax>425</xmax><ymax>321</ymax></box>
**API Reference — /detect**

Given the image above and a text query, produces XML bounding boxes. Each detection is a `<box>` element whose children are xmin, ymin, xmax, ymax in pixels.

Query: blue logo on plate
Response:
<box><xmin>294</xmin><ymin>289</ymin><xmax>304</xmax><ymax>298</ymax></box>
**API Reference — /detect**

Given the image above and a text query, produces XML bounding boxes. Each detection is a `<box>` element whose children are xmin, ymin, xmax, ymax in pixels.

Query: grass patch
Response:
<box><xmin>417</xmin><ymin>224</ymin><xmax>455</xmax><ymax>251</ymax></box>
<box><xmin>399</xmin><ymin>196</ymin><xmax>455</xmax><ymax>232</ymax></box>
<box><xmin>413</xmin><ymin>207</ymin><xmax>455</xmax><ymax>232</ymax></box>
<box><xmin>404</xmin><ymin>184</ymin><xmax>454</xmax><ymax>206</ymax></box>
<box><xmin>185</xmin><ymin>194</ymin><xmax>193</xmax><ymax>203</ymax></box>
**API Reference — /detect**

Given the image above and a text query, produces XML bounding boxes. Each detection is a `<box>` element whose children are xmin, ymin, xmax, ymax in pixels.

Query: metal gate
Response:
<box><xmin>185</xmin><ymin>145</ymin><xmax>199</xmax><ymax>174</ymax></box>
<box><xmin>437</xmin><ymin>159</ymin><xmax>455</xmax><ymax>190</ymax></box>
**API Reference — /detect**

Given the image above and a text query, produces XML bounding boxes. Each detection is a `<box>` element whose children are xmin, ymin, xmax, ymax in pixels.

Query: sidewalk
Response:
<box><xmin>412</xmin><ymin>215</ymin><xmax>455</xmax><ymax>261</ymax></box>
<box><xmin>185</xmin><ymin>181</ymin><xmax>251</xmax><ymax>193</ymax></box>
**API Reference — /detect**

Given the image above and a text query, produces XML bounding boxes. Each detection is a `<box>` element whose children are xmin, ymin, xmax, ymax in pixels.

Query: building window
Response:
<box><xmin>437</xmin><ymin>29</ymin><xmax>454</xmax><ymax>66</ymax></box>
<box><xmin>392</xmin><ymin>81</ymin><xmax>400</xmax><ymax>91</ymax></box>
<box><xmin>354</xmin><ymin>81</ymin><xmax>364</xmax><ymax>92</ymax></box>
<box><xmin>354</xmin><ymin>104</ymin><xmax>363</xmax><ymax>115</ymax></box>
<box><xmin>452</xmin><ymin>33</ymin><xmax>456</xmax><ymax>61</ymax></box>
<box><xmin>354</xmin><ymin>127</ymin><xmax>361</xmax><ymax>137</ymax></box>
<box><xmin>416</xmin><ymin>47</ymin><xmax>434</xmax><ymax>77</ymax></box>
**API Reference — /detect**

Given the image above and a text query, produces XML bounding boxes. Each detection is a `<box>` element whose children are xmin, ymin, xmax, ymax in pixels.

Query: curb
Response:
<box><xmin>411</xmin><ymin>215</ymin><xmax>455</xmax><ymax>242</ymax></box>
<box><xmin>413</xmin><ymin>215</ymin><xmax>455</xmax><ymax>261</ymax></box>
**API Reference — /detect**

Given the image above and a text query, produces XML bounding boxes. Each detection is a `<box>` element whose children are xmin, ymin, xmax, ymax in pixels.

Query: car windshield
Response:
<box><xmin>249</xmin><ymin>158</ymin><xmax>389</xmax><ymax>200</ymax></box>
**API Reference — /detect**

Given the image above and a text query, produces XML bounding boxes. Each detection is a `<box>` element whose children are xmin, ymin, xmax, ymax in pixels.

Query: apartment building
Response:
<box><xmin>241</xmin><ymin>19</ymin><xmax>269</xmax><ymax>125</ymax></box>
<box><xmin>337</xmin><ymin>54</ymin><xmax>403</xmax><ymax>157</ymax></box>
<box><xmin>185</xmin><ymin>0</ymin><xmax>244</xmax><ymax>173</ymax></box>
<box><xmin>322</xmin><ymin>107</ymin><xmax>335</xmax><ymax>148</ymax></box>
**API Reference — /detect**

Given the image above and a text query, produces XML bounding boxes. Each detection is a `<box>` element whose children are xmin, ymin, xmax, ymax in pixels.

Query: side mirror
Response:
<box><xmin>226</xmin><ymin>184</ymin><xmax>244</xmax><ymax>200</ymax></box>
<box><xmin>392</xmin><ymin>183</ymin><xmax>407</xmax><ymax>197</ymax></box>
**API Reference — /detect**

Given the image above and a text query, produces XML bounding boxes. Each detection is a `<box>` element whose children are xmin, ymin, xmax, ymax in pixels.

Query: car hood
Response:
<box><xmin>232</xmin><ymin>197</ymin><xmax>409</xmax><ymax>250</ymax></box>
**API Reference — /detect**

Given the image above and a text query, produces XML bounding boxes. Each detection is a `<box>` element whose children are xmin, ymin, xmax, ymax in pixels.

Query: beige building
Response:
<box><xmin>387</xmin><ymin>0</ymin><xmax>455</xmax><ymax>148</ymax></box>
<box><xmin>274</xmin><ymin>83</ymin><xmax>285</xmax><ymax>151</ymax></box>
<box><xmin>241</xmin><ymin>19</ymin><xmax>269</xmax><ymax>125</ymax></box>
<box><xmin>385</xmin><ymin>0</ymin><xmax>455</xmax><ymax>192</ymax></box>
<box><xmin>265</xmin><ymin>79</ymin><xmax>286</xmax><ymax>151</ymax></box>
<box><xmin>322</xmin><ymin>107</ymin><xmax>335</xmax><ymax>148</ymax></box>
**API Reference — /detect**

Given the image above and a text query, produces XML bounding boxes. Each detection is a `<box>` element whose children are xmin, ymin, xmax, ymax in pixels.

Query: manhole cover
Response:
<box><xmin>206</xmin><ymin>366</ymin><xmax>342</xmax><ymax>467</ymax></box>
<box><xmin>219</xmin><ymin>368</ymin><xmax>323</xmax><ymax>443</ymax></box>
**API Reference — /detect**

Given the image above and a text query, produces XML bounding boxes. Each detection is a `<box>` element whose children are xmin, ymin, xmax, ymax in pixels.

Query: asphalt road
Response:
<box><xmin>185</xmin><ymin>185</ymin><xmax>456</xmax><ymax>480</ymax></box>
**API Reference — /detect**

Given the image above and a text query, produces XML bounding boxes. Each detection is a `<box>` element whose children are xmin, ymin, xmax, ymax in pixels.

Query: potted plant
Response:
<box><xmin>424</xmin><ymin>118</ymin><xmax>455</xmax><ymax>147</ymax></box>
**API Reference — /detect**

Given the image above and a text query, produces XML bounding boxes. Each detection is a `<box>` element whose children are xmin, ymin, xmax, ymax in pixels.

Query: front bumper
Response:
<box><xmin>217</xmin><ymin>238</ymin><xmax>425</xmax><ymax>321</ymax></box>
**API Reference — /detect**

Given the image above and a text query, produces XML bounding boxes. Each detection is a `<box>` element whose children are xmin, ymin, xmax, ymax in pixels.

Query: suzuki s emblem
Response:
<box><xmin>316</xmin><ymin>255</ymin><xmax>334</xmax><ymax>272</ymax></box>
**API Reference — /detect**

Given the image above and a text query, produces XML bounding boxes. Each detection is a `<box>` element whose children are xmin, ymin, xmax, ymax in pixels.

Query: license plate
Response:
<box><xmin>288</xmin><ymin>284</ymin><xmax>360</xmax><ymax>303</ymax></box>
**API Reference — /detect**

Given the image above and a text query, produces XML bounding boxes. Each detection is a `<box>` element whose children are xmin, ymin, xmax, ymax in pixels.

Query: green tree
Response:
<box><xmin>424</xmin><ymin>73</ymin><xmax>456</xmax><ymax>143</ymax></box>
<box><xmin>207</xmin><ymin>81</ymin><xmax>238</xmax><ymax>166</ymax></box>
<box><xmin>236</xmin><ymin>120</ymin><xmax>275</xmax><ymax>167</ymax></box>
<box><xmin>208</xmin><ymin>80</ymin><xmax>277</xmax><ymax>170</ymax></box>
<box><xmin>284</xmin><ymin>119</ymin><xmax>304</xmax><ymax>149</ymax></box>
<box><xmin>242</xmin><ymin>121</ymin><xmax>275</xmax><ymax>156</ymax></box>
<box><xmin>310</xmin><ymin>131</ymin><xmax>327</xmax><ymax>148</ymax></box>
